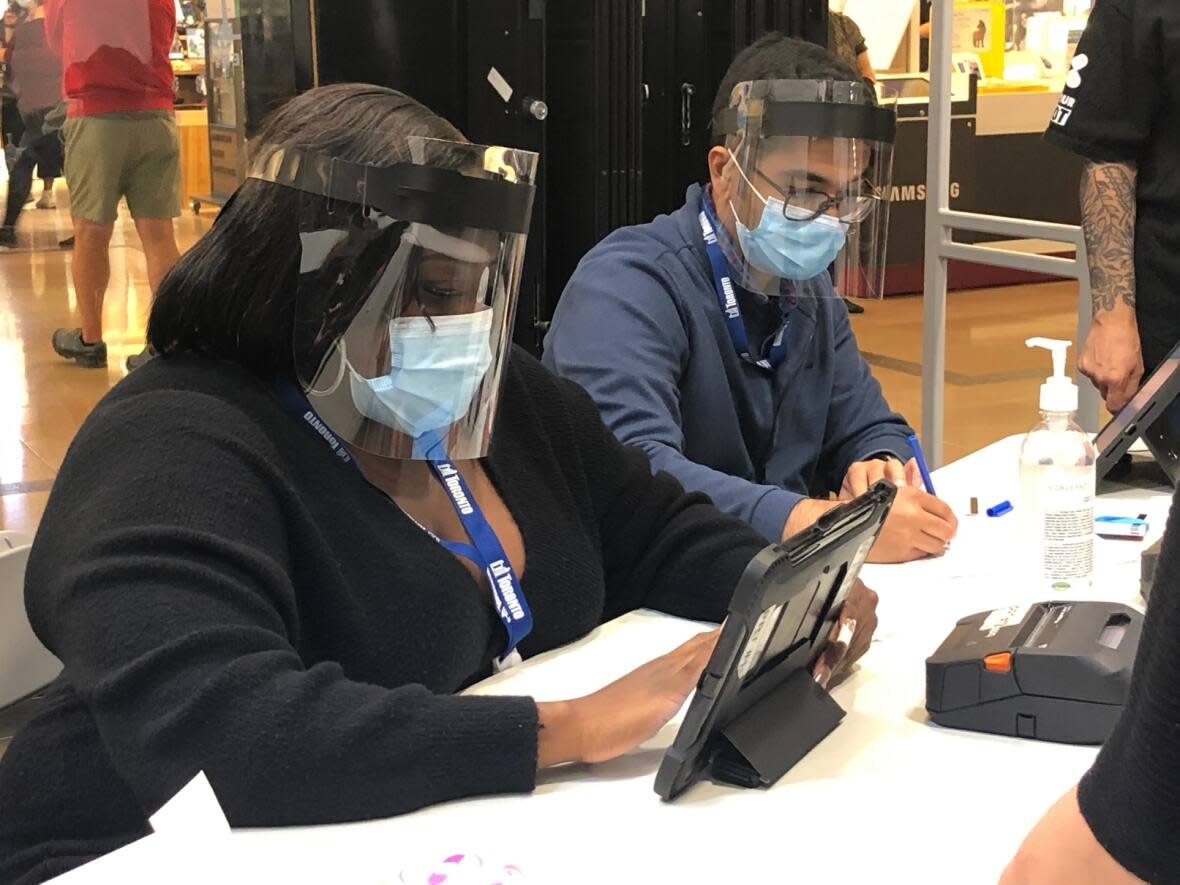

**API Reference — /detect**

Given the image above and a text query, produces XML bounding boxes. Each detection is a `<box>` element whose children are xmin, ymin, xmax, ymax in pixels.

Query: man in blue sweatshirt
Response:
<box><xmin>543</xmin><ymin>34</ymin><xmax>957</xmax><ymax>562</ymax></box>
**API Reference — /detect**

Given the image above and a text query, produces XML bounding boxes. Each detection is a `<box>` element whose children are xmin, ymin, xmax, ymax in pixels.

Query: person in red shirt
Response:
<box><xmin>44</xmin><ymin>0</ymin><xmax>181</xmax><ymax>369</ymax></box>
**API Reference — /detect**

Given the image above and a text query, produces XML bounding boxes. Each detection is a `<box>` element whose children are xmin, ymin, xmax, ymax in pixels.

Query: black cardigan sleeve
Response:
<box><xmin>541</xmin><ymin>363</ymin><xmax>769</xmax><ymax>624</ymax></box>
<box><xmin>1077</xmin><ymin>490</ymin><xmax>1180</xmax><ymax>881</ymax></box>
<box><xmin>25</xmin><ymin>389</ymin><xmax>539</xmax><ymax>827</ymax></box>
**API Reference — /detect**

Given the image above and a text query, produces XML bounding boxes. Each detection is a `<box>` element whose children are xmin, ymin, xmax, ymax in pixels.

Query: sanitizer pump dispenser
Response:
<box><xmin>1018</xmin><ymin>338</ymin><xmax>1096</xmax><ymax>592</ymax></box>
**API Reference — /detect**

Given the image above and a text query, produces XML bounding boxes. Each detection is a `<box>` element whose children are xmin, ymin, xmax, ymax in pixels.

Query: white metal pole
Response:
<box><xmin>921</xmin><ymin>0</ymin><xmax>954</xmax><ymax>468</ymax></box>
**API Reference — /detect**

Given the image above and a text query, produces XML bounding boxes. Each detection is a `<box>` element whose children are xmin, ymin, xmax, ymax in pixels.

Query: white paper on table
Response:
<box><xmin>897</xmin><ymin>494</ymin><xmax>1168</xmax><ymax>592</ymax></box>
<box><xmin>900</xmin><ymin>513</ymin><xmax>1021</xmax><ymax>582</ymax></box>
<box><xmin>147</xmin><ymin>771</ymin><xmax>231</xmax><ymax>838</ymax></box>
<box><xmin>48</xmin><ymin>772</ymin><xmax>232</xmax><ymax>883</ymax></box>
<box><xmin>47</xmin><ymin>833</ymin><xmax>177</xmax><ymax>884</ymax></box>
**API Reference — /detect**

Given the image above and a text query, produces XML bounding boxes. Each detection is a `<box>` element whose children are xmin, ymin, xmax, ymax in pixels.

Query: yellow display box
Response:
<box><xmin>952</xmin><ymin>1</ymin><xmax>1006</xmax><ymax>79</ymax></box>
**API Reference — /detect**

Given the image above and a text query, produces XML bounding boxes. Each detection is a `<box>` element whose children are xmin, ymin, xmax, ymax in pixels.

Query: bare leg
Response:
<box><xmin>133</xmin><ymin>217</ymin><xmax>180</xmax><ymax>296</ymax></box>
<box><xmin>72</xmin><ymin>218</ymin><xmax>115</xmax><ymax>343</ymax></box>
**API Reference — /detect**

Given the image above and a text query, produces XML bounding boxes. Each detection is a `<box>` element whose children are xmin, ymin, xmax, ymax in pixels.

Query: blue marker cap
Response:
<box><xmin>986</xmin><ymin>500</ymin><xmax>1013</xmax><ymax>518</ymax></box>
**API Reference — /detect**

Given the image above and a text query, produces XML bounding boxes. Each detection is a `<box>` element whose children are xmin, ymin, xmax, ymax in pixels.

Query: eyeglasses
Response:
<box><xmin>754</xmin><ymin>167</ymin><xmax>881</xmax><ymax>223</ymax></box>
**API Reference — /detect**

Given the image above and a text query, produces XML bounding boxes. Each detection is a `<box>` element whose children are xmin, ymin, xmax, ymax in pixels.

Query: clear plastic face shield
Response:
<box><xmin>249</xmin><ymin>137</ymin><xmax>538</xmax><ymax>460</ymax></box>
<box><xmin>713</xmin><ymin>79</ymin><xmax>897</xmax><ymax>299</ymax></box>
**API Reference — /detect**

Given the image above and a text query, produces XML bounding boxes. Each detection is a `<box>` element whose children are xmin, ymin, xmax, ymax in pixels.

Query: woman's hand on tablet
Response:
<box><xmin>811</xmin><ymin>579</ymin><xmax>880</xmax><ymax>688</ymax></box>
<box><xmin>537</xmin><ymin>630</ymin><xmax>719</xmax><ymax>768</ymax></box>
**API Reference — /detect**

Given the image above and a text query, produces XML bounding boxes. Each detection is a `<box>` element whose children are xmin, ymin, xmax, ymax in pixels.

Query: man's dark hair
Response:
<box><xmin>147</xmin><ymin>83</ymin><xmax>465</xmax><ymax>379</ymax></box>
<box><xmin>711</xmin><ymin>33</ymin><xmax>867</xmax><ymax>145</ymax></box>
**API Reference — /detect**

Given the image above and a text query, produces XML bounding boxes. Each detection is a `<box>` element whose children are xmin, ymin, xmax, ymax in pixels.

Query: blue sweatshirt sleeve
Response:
<box><xmin>543</xmin><ymin>246</ymin><xmax>803</xmax><ymax>542</ymax></box>
<box><xmin>817</xmin><ymin>290</ymin><xmax>915</xmax><ymax>490</ymax></box>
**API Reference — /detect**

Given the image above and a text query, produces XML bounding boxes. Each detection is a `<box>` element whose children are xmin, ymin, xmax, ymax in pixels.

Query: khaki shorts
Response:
<box><xmin>64</xmin><ymin>111</ymin><xmax>181</xmax><ymax>224</ymax></box>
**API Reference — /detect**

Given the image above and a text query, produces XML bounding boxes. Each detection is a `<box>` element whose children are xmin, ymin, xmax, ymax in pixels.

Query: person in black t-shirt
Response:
<box><xmin>1003</xmin><ymin>490</ymin><xmax>1180</xmax><ymax>883</ymax></box>
<box><xmin>1044</xmin><ymin>0</ymin><xmax>1180</xmax><ymax>412</ymax></box>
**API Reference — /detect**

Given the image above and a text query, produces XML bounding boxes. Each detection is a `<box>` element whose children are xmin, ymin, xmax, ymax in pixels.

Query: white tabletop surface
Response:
<box><xmin>55</xmin><ymin>436</ymin><xmax>1173</xmax><ymax>885</ymax></box>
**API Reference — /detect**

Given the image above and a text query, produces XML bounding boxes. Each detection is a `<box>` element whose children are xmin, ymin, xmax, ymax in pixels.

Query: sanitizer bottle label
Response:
<box><xmin>1034</xmin><ymin>473</ymin><xmax>1094</xmax><ymax>589</ymax></box>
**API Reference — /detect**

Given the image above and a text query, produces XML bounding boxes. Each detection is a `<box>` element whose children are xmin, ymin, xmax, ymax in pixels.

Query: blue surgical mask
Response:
<box><xmin>734</xmin><ymin>196</ymin><xmax>848</xmax><ymax>282</ymax></box>
<box><xmin>348</xmin><ymin>308</ymin><xmax>494</xmax><ymax>441</ymax></box>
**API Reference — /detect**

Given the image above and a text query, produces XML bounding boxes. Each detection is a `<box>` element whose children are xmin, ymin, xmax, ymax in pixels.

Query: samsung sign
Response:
<box><xmin>891</xmin><ymin>182</ymin><xmax>962</xmax><ymax>202</ymax></box>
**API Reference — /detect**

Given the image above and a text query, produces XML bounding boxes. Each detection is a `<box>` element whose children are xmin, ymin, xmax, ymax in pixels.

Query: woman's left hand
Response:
<box><xmin>811</xmin><ymin>579</ymin><xmax>879</xmax><ymax>688</ymax></box>
<box><xmin>1000</xmin><ymin>786</ymin><xmax>1143</xmax><ymax>885</ymax></box>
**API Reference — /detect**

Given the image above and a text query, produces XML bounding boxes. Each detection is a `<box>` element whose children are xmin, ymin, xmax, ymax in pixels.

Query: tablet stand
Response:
<box><xmin>709</xmin><ymin>668</ymin><xmax>846</xmax><ymax>789</ymax></box>
<box><xmin>1141</xmin><ymin>415</ymin><xmax>1180</xmax><ymax>487</ymax></box>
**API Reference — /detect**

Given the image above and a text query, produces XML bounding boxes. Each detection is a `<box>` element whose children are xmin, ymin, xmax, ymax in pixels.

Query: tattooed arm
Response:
<box><xmin>1077</xmin><ymin>160</ymin><xmax>1143</xmax><ymax>412</ymax></box>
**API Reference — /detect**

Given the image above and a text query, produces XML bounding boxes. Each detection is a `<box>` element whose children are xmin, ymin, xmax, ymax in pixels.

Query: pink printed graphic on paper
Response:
<box><xmin>399</xmin><ymin>853</ymin><xmax>526</xmax><ymax>885</ymax></box>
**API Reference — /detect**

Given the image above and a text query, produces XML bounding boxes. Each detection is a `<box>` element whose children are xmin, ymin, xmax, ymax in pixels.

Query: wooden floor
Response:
<box><xmin>0</xmin><ymin>184</ymin><xmax>210</xmax><ymax>538</ymax></box>
<box><xmin>0</xmin><ymin>183</ymin><xmax>1085</xmax><ymax>537</ymax></box>
<box><xmin>853</xmin><ymin>278</ymin><xmax>1083</xmax><ymax>464</ymax></box>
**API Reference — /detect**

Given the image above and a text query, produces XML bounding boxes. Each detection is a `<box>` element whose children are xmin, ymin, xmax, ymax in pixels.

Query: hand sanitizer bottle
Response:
<box><xmin>1019</xmin><ymin>338</ymin><xmax>1096</xmax><ymax>592</ymax></box>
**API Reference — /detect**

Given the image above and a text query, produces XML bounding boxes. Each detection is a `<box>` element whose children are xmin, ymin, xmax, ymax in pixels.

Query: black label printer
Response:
<box><xmin>926</xmin><ymin>601</ymin><xmax>1143</xmax><ymax>744</ymax></box>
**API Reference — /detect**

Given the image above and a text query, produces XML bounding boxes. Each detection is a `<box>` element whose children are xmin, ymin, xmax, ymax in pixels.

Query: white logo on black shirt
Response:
<box><xmin>1051</xmin><ymin>55</ymin><xmax>1087</xmax><ymax>127</ymax></box>
<box><xmin>1051</xmin><ymin>94</ymin><xmax>1077</xmax><ymax>127</ymax></box>
<box><xmin>1066</xmin><ymin>53</ymin><xmax>1089</xmax><ymax>90</ymax></box>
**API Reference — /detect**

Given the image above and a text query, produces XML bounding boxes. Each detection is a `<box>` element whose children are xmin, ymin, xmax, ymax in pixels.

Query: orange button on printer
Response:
<box><xmin>983</xmin><ymin>652</ymin><xmax>1012</xmax><ymax>673</ymax></box>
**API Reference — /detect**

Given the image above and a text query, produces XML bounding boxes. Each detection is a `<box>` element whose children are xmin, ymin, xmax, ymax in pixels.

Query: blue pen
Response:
<box><xmin>907</xmin><ymin>433</ymin><xmax>936</xmax><ymax>496</ymax></box>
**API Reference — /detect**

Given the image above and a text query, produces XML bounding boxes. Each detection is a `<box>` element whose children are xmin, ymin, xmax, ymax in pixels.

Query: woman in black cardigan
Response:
<box><xmin>0</xmin><ymin>85</ymin><xmax>877</xmax><ymax>883</ymax></box>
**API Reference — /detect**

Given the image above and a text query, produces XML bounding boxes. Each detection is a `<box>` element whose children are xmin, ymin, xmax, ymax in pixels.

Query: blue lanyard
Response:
<box><xmin>427</xmin><ymin>459</ymin><xmax>532</xmax><ymax>660</ymax></box>
<box><xmin>275</xmin><ymin>383</ymin><xmax>533</xmax><ymax>662</ymax></box>
<box><xmin>698</xmin><ymin>200</ymin><xmax>790</xmax><ymax>371</ymax></box>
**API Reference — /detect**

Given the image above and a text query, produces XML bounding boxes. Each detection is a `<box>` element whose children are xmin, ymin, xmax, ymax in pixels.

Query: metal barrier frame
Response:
<box><xmin>921</xmin><ymin>0</ymin><xmax>1097</xmax><ymax>467</ymax></box>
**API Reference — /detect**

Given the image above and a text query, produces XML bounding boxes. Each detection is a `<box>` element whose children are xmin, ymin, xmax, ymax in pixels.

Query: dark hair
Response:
<box><xmin>711</xmin><ymin>33</ymin><xmax>868</xmax><ymax>146</ymax></box>
<box><xmin>147</xmin><ymin>84</ymin><xmax>464</xmax><ymax>379</ymax></box>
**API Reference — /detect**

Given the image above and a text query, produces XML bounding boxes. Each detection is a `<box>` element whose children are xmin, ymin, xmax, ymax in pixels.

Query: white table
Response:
<box><xmin>58</xmin><ymin>437</ymin><xmax>1172</xmax><ymax>885</ymax></box>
